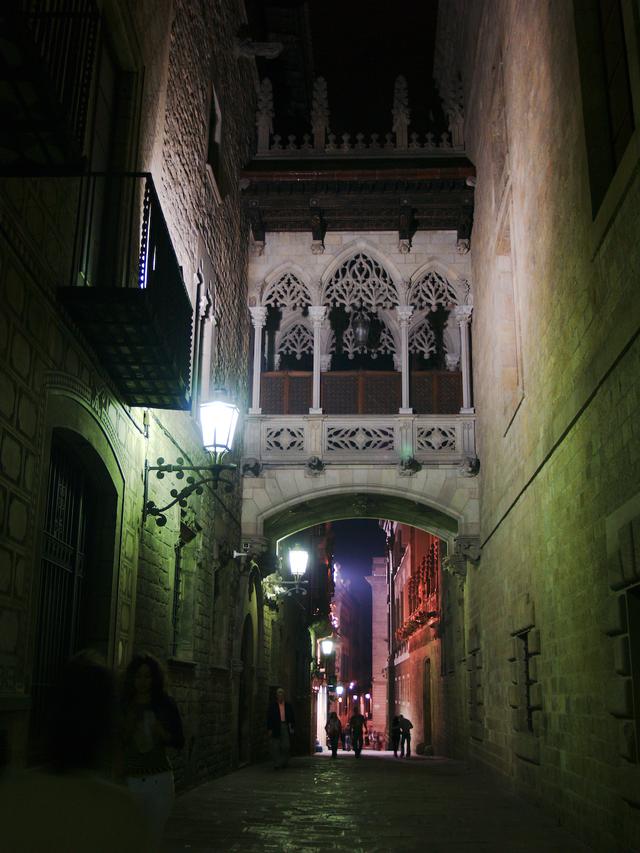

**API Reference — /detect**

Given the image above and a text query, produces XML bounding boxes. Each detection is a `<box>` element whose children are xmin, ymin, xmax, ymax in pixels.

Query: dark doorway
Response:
<box><xmin>238</xmin><ymin>615</ymin><xmax>254</xmax><ymax>765</ymax></box>
<box><xmin>28</xmin><ymin>430</ymin><xmax>117</xmax><ymax>762</ymax></box>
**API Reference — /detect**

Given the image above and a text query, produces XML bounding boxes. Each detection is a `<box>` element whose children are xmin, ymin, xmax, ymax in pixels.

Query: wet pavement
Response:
<box><xmin>164</xmin><ymin>750</ymin><xmax>592</xmax><ymax>852</ymax></box>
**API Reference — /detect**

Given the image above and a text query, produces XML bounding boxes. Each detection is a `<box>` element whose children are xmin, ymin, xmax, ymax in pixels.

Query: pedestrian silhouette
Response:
<box><xmin>267</xmin><ymin>686</ymin><xmax>296</xmax><ymax>768</ymax></box>
<box><xmin>325</xmin><ymin>711</ymin><xmax>342</xmax><ymax>757</ymax></box>
<box><xmin>391</xmin><ymin>715</ymin><xmax>401</xmax><ymax>757</ymax></box>
<box><xmin>349</xmin><ymin>706</ymin><xmax>367</xmax><ymax>757</ymax></box>
<box><xmin>120</xmin><ymin>652</ymin><xmax>184</xmax><ymax>847</ymax></box>
<box><xmin>398</xmin><ymin>714</ymin><xmax>413</xmax><ymax>758</ymax></box>
<box><xmin>0</xmin><ymin>651</ymin><xmax>152</xmax><ymax>852</ymax></box>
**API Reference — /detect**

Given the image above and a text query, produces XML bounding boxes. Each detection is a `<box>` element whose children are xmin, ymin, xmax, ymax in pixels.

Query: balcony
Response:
<box><xmin>0</xmin><ymin>2</ymin><xmax>99</xmax><ymax>172</ymax></box>
<box><xmin>244</xmin><ymin>411</ymin><xmax>475</xmax><ymax>468</ymax></box>
<box><xmin>261</xmin><ymin>370</ymin><xmax>462</xmax><ymax>415</ymax></box>
<box><xmin>58</xmin><ymin>173</ymin><xmax>193</xmax><ymax>409</ymax></box>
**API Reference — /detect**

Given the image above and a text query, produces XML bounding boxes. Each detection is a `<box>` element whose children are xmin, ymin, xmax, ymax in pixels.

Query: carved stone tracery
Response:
<box><xmin>323</xmin><ymin>252</ymin><xmax>399</xmax><ymax>311</ymax></box>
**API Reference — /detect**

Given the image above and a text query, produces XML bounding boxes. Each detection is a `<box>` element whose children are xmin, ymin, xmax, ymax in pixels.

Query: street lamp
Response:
<box><xmin>320</xmin><ymin>637</ymin><xmax>334</xmax><ymax>656</ymax></box>
<box><xmin>336</xmin><ymin>684</ymin><xmax>344</xmax><ymax>697</ymax></box>
<box><xmin>143</xmin><ymin>389</ymin><xmax>240</xmax><ymax>526</ymax></box>
<box><xmin>289</xmin><ymin>546</ymin><xmax>309</xmax><ymax>578</ymax></box>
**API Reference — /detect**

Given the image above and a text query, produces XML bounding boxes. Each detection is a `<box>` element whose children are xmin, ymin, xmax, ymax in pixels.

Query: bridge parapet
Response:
<box><xmin>244</xmin><ymin>413</ymin><xmax>476</xmax><ymax>468</ymax></box>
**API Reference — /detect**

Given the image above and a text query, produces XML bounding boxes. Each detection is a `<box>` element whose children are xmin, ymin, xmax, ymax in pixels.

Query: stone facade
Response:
<box><xmin>0</xmin><ymin>0</ymin><xmax>306</xmax><ymax>783</ymax></box>
<box><xmin>436</xmin><ymin>1</ymin><xmax>640</xmax><ymax>849</ymax></box>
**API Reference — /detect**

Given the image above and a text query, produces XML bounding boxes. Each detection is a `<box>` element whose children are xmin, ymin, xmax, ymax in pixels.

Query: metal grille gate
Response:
<box><xmin>29</xmin><ymin>443</ymin><xmax>88</xmax><ymax>759</ymax></box>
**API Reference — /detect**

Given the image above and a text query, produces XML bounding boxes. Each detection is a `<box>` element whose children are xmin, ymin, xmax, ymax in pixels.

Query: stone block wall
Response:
<box><xmin>0</xmin><ymin>0</ymin><xmax>271</xmax><ymax>784</ymax></box>
<box><xmin>442</xmin><ymin>0</ymin><xmax>640</xmax><ymax>848</ymax></box>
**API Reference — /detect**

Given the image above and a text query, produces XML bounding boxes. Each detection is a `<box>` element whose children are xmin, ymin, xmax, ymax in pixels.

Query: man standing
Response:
<box><xmin>398</xmin><ymin>714</ymin><xmax>413</xmax><ymax>758</ymax></box>
<box><xmin>267</xmin><ymin>687</ymin><xmax>295</xmax><ymax>769</ymax></box>
<box><xmin>349</xmin><ymin>706</ymin><xmax>367</xmax><ymax>758</ymax></box>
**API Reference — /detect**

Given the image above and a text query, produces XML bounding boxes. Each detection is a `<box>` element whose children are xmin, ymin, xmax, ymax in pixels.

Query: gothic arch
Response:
<box><xmin>319</xmin><ymin>239</ymin><xmax>406</xmax><ymax>302</ymax></box>
<box><xmin>408</xmin><ymin>259</ymin><xmax>470</xmax><ymax>309</ymax></box>
<box><xmin>242</xmin><ymin>472</ymin><xmax>479</xmax><ymax>550</ymax></box>
<box><xmin>259</xmin><ymin>263</ymin><xmax>315</xmax><ymax>307</ymax></box>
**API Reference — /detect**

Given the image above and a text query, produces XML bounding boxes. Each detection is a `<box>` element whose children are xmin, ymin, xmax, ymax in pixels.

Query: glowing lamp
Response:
<box><xmin>321</xmin><ymin>638</ymin><xmax>334</xmax><ymax>655</ymax></box>
<box><xmin>200</xmin><ymin>390</ymin><xmax>239</xmax><ymax>457</ymax></box>
<box><xmin>289</xmin><ymin>547</ymin><xmax>309</xmax><ymax>577</ymax></box>
<box><xmin>336</xmin><ymin>685</ymin><xmax>344</xmax><ymax>696</ymax></box>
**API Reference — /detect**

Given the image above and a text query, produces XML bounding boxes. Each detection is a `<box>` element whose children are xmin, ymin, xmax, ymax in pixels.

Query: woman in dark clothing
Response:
<box><xmin>120</xmin><ymin>653</ymin><xmax>184</xmax><ymax>846</ymax></box>
<box><xmin>391</xmin><ymin>715</ymin><xmax>401</xmax><ymax>757</ymax></box>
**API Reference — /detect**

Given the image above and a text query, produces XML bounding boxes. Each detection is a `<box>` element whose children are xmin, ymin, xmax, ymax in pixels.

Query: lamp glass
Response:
<box><xmin>336</xmin><ymin>684</ymin><xmax>344</xmax><ymax>696</ymax></box>
<box><xmin>289</xmin><ymin>547</ymin><xmax>309</xmax><ymax>577</ymax></box>
<box><xmin>352</xmin><ymin>310</ymin><xmax>370</xmax><ymax>345</ymax></box>
<box><xmin>200</xmin><ymin>395</ymin><xmax>239</xmax><ymax>455</ymax></box>
<box><xmin>320</xmin><ymin>638</ymin><xmax>334</xmax><ymax>655</ymax></box>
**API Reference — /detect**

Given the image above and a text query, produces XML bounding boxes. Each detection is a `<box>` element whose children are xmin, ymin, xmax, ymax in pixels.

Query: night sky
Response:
<box><xmin>331</xmin><ymin>518</ymin><xmax>386</xmax><ymax>582</ymax></box>
<box><xmin>310</xmin><ymin>0</ymin><xmax>442</xmax><ymax>137</ymax></box>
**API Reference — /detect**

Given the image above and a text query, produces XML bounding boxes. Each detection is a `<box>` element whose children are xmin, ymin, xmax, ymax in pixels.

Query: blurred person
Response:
<box><xmin>391</xmin><ymin>715</ymin><xmax>401</xmax><ymax>757</ymax></box>
<box><xmin>349</xmin><ymin>705</ymin><xmax>367</xmax><ymax>757</ymax></box>
<box><xmin>324</xmin><ymin>711</ymin><xmax>342</xmax><ymax>758</ymax></box>
<box><xmin>120</xmin><ymin>653</ymin><xmax>184</xmax><ymax>847</ymax></box>
<box><xmin>398</xmin><ymin>713</ymin><xmax>413</xmax><ymax>758</ymax></box>
<box><xmin>0</xmin><ymin>651</ymin><xmax>152</xmax><ymax>852</ymax></box>
<box><xmin>267</xmin><ymin>686</ymin><xmax>295</xmax><ymax>768</ymax></box>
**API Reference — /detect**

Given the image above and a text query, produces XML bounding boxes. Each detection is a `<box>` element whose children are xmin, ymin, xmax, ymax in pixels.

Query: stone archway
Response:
<box><xmin>242</xmin><ymin>465</ymin><xmax>478</xmax><ymax>552</ymax></box>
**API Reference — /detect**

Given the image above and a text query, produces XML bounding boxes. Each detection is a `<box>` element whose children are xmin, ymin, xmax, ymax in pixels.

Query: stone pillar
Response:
<box><xmin>454</xmin><ymin>305</ymin><xmax>474</xmax><ymax>413</ymax></box>
<box><xmin>396</xmin><ymin>305</ymin><xmax>413</xmax><ymax>413</ymax></box>
<box><xmin>249</xmin><ymin>306</ymin><xmax>267</xmax><ymax>414</ymax></box>
<box><xmin>309</xmin><ymin>305</ymin><xmax>327</xmax><ymax>414</ymax></box>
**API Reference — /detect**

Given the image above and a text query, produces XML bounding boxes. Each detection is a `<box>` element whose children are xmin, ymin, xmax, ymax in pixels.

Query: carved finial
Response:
<box><xmin>311</xmin><ymin>77</ymin><xmax>330</xmax><ymax>151</ymax></box>
<box><xmin>440</xmin><ymin>72</ymin><xmax>465</xmax><ymax>148</ymax></box>
<box><xmin>256</xmin><ymin>78</ymin><xmax>274</xmax><ymax>153</ymax></box>
<box><xmin>392</xmin><ymin>75</ymin><xmax>410</xmax><ymax>149</ymax></box>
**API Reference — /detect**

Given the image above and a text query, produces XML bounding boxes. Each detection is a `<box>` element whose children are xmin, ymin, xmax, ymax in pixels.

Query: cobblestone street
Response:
<box><xmin>164</xmin><ymin>751</ymin><xmax>591</xmax><ymax>852</ymax></box>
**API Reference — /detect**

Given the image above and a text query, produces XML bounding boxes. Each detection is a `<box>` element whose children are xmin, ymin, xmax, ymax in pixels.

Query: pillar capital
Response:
<box><xmin>249</xmin><ymin>305</ymin><xmax>268</xmax><ymax>327</ymax></box>
<box><xmin>308</xmin><ymin>305</ymin><xmax>328</xmax><ymax>324</ymax></box>
<box><xmin>396</xmin><ymin>304</ymin><xmax>414</xmax><ymax>324</ymax></box>
<box><xmin>453</xmin><ymin>304</ymin><xmax>473</xmax><ymax>325</ymax></box>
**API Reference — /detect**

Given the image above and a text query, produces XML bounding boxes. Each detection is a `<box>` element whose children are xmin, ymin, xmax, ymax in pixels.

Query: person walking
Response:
<box><xmin>324</xmin><ymin>711</ymin><xmax>342</xmax><ymax>758</ymax></box>
<box><xmin>120</xmin><ymin>653</ymin><xmax>184</xmax><ymax>848</ymax></box>
<box><xmin>267</xmin><ymin>687</ymin><xmax>295</xmax><ymax>769</ymax></box>
<box><xmin>349</xmin><ymin>706</ymin><xmax>367</xmax><ymax>757</ymax></box>
<box><xmin>1</xmin><ymin>651</ymin><xmax>152</xmax><ymax>852</ymax></box>
<box><xmin>391</xmin><ymin>715</ymin><xmax>401</xmax><ymax>757</ymax></box>
<box><xmin>398</xmin><ymin>713</ymin><xmax>413</xmax><ymax>758</ymax></box>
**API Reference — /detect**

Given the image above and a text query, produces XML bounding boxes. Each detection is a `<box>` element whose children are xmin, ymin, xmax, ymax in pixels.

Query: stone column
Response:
<box><xmin>396</xmin><ymin>305</ymin><xmax>413</xmax><ymax>413</ymax></box>
<box><xmin>454</xmin><ymin>305</ymin><xmax>474</xmax><ymax>413</ymax></box>
<box><xmin>309</xmin><ymin>305</ymin><xmax>327</xmax><ymax>414</ymax></box>
<box><xmin>249</xmin><ymin>306</ymin><xmax>268</xmax><ymax>414</ymax></box>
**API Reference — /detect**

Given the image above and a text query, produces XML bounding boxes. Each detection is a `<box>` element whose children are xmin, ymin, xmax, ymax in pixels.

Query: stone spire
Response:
<box><xmin>311</xmin><ymin>77</ymin><xmax>330</xmax><ymax>151</ymax></box>
<box><xmin>256</xmin><ymin>78</ymin><xmax>274</xmax><ymax>153</ymax></box>
<box><xmin>392</xmin><ymin>75</ymin><xmax>410</xmax><ymax>149</ymax></box>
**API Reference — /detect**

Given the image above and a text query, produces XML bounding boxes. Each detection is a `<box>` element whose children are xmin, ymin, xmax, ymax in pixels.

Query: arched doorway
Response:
<box><xmin>238</xmin><ymin>614</ymin><xmax>255</xmax><ymax>765</ymax></box>
<box><xmin>28</xmin><ymin>428</ymin><xmax>118</xmax><ymax>761</ymax></box>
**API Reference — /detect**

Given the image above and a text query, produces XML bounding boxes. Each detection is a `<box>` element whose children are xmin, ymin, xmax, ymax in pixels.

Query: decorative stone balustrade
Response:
<box><xmin>243</xmin><ymin>412</ymin><xmax>476</xmax><ymax>468</ymax></box>
<box><xmin>255</xmin><ymin>75</ymin><xmax>465</xmax><ymax>158</ymax></box>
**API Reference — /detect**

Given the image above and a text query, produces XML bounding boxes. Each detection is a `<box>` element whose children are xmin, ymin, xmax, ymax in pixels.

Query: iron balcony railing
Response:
<box><xmin>58</xmin><ymin>172</ymin><xmax>193</xmax><ymax>409</ymax></box>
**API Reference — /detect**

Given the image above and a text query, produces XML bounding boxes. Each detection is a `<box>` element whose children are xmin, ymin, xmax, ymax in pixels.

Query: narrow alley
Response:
<box><xmin>164</xmin><ymin>752</ymin><xmax>590</xmax><ymax>853</ymax></box>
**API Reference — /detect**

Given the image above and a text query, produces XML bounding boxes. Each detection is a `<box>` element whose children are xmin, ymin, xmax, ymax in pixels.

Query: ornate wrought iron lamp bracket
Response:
<box><xmin>143</xmin><ymin>456</ymin><xmax>236</xmax><ymax>527</ymax></box>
